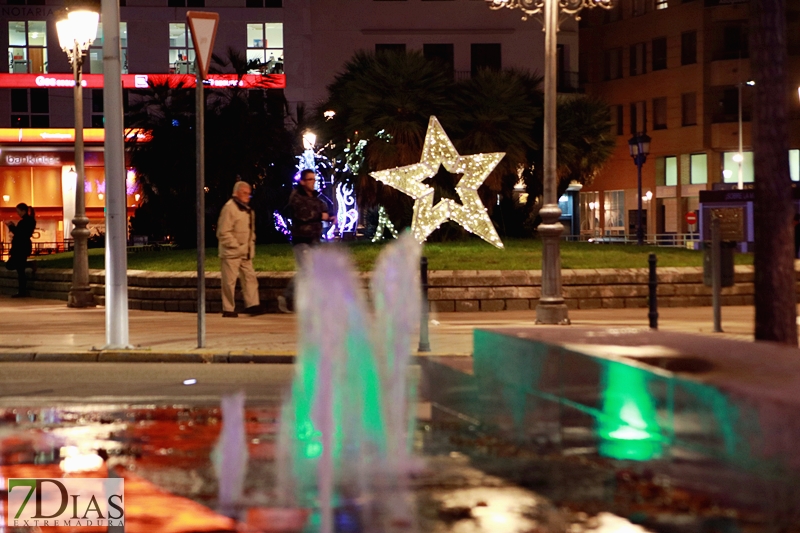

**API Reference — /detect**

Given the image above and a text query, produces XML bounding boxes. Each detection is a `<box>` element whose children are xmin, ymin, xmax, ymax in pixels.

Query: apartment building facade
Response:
<box><xmin>578</xmin><ymin>0</ymin><xmax>800</xmax><ymax>240</ymax></box>
<box><xmin>0</xmin><ymin>0</ymin><xmax>575</xmax><ymax>248</ymax></box>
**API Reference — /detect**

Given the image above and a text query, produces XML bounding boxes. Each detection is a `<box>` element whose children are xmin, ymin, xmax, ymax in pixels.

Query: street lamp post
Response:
<box><xmin>735</xmin><ymin>80</ymin><xmax>755</xmax><ymax>190</ymax></box>
<box><xmin>57</xmin><ymin>8</ymin><xmax>99</xmax><ymax>308</ymax></box>
<box><xmin>486</xmin><ymin>0</ymin><xmax>612</xmax><ymax>325</ymax></box>
<box><xmin>628</xmin><ymin>132</ymin><xmax>651</xmax><ymax>246</ymax></box>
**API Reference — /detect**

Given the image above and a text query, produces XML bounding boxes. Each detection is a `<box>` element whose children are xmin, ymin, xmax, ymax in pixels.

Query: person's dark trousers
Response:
<box><xmin>16</xmin><ymin>264</ymin><xmax>27</xmax><ymax>295</ymax></box>
<box><xmin>6</xmin><ymin>257</ymin><xmax>32</xmax><ymax>296</ymax></box>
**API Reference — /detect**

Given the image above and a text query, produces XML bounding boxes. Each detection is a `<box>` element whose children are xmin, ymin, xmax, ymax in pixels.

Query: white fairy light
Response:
<box><xmin>370</xmin><ymin>116</ymin><xmax>505</xmax><ymax>249</ymax></box>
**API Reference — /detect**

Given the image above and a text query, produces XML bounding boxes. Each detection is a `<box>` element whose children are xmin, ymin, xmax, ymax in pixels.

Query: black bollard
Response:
<box><xmin>648</xmin><ymin>253</ymin><xmax>658</xmax><ymax>330</ymax></box>
<box><xmin>418</xmin><ymin>256</ymin><xmax>431</xmax><ymax>352</ymax></box>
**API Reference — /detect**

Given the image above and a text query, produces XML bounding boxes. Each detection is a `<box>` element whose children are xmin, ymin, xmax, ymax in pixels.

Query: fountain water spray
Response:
<box><xmin>277</xmin><ymin>233</ymin><xmax>422</xmax><ymax>533</ymax></box>
<box><xmin>212</xmin><ymin>391</ymin><xmax>248</xmax><ymax>518</ymax></box>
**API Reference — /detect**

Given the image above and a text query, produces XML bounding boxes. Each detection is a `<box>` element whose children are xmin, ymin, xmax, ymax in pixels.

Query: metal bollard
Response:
<box><xmin>418</xmin><ymin>256</ymin><xmax>431</xmax><ymax>352</ymax></box>
<box><xmin>711</xmin><ymin>216</ymin><xmax>723</xmax><ymax>333</ymax></box>
<box><xmin>648</xmin><ymin>253</ymin><xmax>658</xmax><ymax>330</ymax></box>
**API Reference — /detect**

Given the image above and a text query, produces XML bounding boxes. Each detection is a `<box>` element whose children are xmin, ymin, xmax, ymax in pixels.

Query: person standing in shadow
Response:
<box><xmin>4</xmin><ymin>203</ymin><xmax>37</xmax><ymax>298</ymax></box>
<box><xmin>278</xmin><ymin>169</ymin><xmax>335</xmax><ymax>313</ymax></box>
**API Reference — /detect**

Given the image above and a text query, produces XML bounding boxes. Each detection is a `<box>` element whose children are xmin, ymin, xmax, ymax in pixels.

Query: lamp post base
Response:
<box><xmin>535</xmin><ymin>299</ymin><xmax>571</xmax><ymax>325</ymax></box>
<box><xmin>68</xmin><ymin>289</ymin><xmax>96</xmax><ymax>308</ymax></box>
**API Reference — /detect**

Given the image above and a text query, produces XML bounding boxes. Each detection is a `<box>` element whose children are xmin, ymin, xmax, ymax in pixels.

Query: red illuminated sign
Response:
<box><xmin>0</xmin><ymin>73</ymin><xmax>286</xmax><ymax>90</ymax></box>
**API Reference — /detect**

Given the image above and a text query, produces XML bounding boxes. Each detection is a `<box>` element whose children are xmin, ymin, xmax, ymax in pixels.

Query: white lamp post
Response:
<box><xmin>485</xmin><ymin>0</ymin><xmax>613</xmax><ymax>325</ymax></box>
<box><xmin>57</xmin><ymin>8</ymin><xmax>99</xmax><ymax>308</ymax></box>
<box><xmin>735</xmin><ymin>80</ymin><xmax>755</xmax><ymax>190</ymax></box>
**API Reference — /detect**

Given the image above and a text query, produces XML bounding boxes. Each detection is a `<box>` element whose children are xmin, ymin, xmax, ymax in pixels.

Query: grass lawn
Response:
<box><xmin>31</xmin><ymin>238</ymin><xmax>754</xmax><ymax>272</ymax></box>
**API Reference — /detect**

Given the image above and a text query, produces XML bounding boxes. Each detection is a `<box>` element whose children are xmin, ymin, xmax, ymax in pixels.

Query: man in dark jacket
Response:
<box><xmin>278</xmin><ymin>169</ymin><xmax>335</xmax><ymax>312</ymax></box>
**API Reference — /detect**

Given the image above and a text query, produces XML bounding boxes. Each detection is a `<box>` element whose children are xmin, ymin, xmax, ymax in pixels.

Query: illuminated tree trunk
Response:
<box><xmin>750</xmin><ymin>0</ymin><xmax>798</xmax><ymax>345</ymax></box>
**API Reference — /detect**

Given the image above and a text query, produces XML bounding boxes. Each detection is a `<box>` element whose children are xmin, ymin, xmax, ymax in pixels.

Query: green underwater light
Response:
<box><xmin>597</xmin><ymin>363</ymin><xmax>663</xmax><ymax>461</ymax></box>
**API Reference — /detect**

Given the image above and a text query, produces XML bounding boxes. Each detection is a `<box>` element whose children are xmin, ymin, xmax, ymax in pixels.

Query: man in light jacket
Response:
<box><xmin>217</xmin><ymin>181</ymin><xmax>262</xmax><ymax>317</ymax></box>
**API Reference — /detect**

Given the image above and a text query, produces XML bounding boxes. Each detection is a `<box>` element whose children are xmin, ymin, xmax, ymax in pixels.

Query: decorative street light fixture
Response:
<box><xmin>485</xmin><ymin>0</ymin><xmax>612</xmax><ymax>325</ymax></box>
<box><xmin>628</xmin><ymin>132</ymin><xmax>651</xmax><ymax>246</ymax></box>
<box><xmin>56</xmin><ymin>7</ymin><xmax>99</xmax><ymax>308</ymax></box>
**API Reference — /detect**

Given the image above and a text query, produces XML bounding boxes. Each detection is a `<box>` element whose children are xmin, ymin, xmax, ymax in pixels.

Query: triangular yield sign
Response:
<box><xmin>186</xmin><ymin>11</ymin><xmax>219</xmax><ymax>80</ymax></box>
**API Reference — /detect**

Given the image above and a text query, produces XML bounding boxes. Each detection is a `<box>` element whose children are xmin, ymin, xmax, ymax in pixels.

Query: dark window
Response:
<box><xmin>579</xmin><ymin>50</ymin><xmax>589</xmax><ymax>83</ymax></box>
<box><xmin>264</xmin><ymin>0</ymin><xmax>282</xmax><ymax>5</ymax></box>
<box><xmin>91</xmin><ymin>115</ymin><xmax>105</xmax><ymax>128</ymax></box>
<box><xmin>471</xmin><ymin>43</ymin><xmax>501</xmax><ymax>76</ymax></box>
<box><xmin>604</xmin><ymin>48</ymin><xmax>623</xmax><ymax>80</ymax></box>
<box><xmin>681</xmin><ymin>31</ymin><xmax>697</xmax><ymax>65</ymax></box>
<box><xmin>721</xmin><ymin>24</ymin><xmax>748</xmax><ymax>59</ymax></box>
<box><xmin>92</xmin><ymin>89</ymin><xmax>104</xmax><ymax>114</ymax></box>
<box><xmin>168</xmin><ymin>0</ymin><xmax>204</xmax><ymax>5</ymax></box>
<box><xmin>652</xmin><ymin>37</ymin><xmax>667</xmax><ymax>70</ymax></box>
<box><xmin>630</xmin><ymin>101</ymin><xmax>646</xmax><ymax>134</ymax></box>
<box><xmin>630</xmin><ymin>43</ymin><xmax>646</xmax><ymax>76</ymax></box>
<box><xmin>11</xmin><ymin>115</ymin><xmax>30</xmax><ymax>127</ymax></box>
<box><xmin>29</xmin><ymin>88</ymin><xmax>48</xmax><ymax>113</ymax></box>
<box><xmin>30</xmin><ymin>114</ymin><xmax>48</xmax><ymax>127</ymax></box>
<box><xmin>424</xmin><ymin>44</ymin><xmax>454</xmax><ymax>75</ymax></box>
<box><xmin>632</xmin><ymin>0</ymin><xmax>654</xmax><ymax>16</ymax></box>
<box><xmin>11</xmin><ymin>89</ymin><xmax>28</xmax><ymax>113</ymax></box>
<box><xmin>375</xmin><ymin>44</ymin><xmax>406</xmax><ymax>54</ymax></box>
<box><xmin>612</xmin><ymin>105</ymin><xmax>624</xmax><ymax>135</ymax></box>
<box><xmin>653</xmin><ymin>97</ymin><xmax>667</xmax><ymax>129</ymax></box>
<box><xmin>604</xmin><ymin>3</ymin><xmax>621</xmax><ymax>23</ymax></box>
<box><xmin>682</xmin><ymin>92</ymin><xmax>697</xmax><ymax>126</ymax></box>
<box><xmin>720</xmin><ymin>87</ymin><xmax>738</xmax><ymax>117</ymax></box>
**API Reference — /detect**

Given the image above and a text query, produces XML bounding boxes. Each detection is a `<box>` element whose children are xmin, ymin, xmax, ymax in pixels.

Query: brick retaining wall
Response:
<box><xmin>0</xmin><ymin>265</ymin><xmax>773</xmax><ymax>313</ymax></box>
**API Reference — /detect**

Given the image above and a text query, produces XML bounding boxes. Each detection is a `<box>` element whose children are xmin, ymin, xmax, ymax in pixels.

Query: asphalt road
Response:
<box><xmin>0</xmin><ymin>362</ymin><xmax>295</xmax><ymax>406</ymax></box>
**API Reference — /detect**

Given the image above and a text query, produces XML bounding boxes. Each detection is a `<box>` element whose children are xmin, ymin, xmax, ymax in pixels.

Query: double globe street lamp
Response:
<box><xmin>485</xmin><ymin>0</ymin><xmax>613</xmax><ymax>324</ymax></box>
<box><xmin>628</xmin><ymin>132</ymin><xmax>651</xmax><ymax>246</ymax></box>
<box><xmin>56</xmin><ymin>7</ymin><xmax>100</xmax><ymax>308</ymax></box>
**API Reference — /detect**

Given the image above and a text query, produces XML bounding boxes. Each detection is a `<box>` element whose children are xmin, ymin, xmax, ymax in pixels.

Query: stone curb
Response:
<box><xmin>0</xmin><ymin>351</ymin><xmax>468</xmax><ymax>363</ymax></box>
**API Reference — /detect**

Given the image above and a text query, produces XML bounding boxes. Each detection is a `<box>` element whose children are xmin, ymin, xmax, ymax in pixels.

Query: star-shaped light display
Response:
<box><xmin>370</xmin><ymin>116</ymin><xmax>505</xmax><ymax>249</ymax></box>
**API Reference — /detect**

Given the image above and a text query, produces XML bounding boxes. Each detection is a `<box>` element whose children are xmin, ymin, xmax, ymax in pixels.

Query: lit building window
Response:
<box><xmin>722</xmin><ymin>152</ymin><xmax>753</xmax><ymax>184</ymax></box>
<box><xmin>664</xmin><ymin>156</ymin><xmax>677</xmax><ymax>186</ymax></box>
<box><xmin>8</xmin><ymin>20</ymin><xmax>47</xmax><ymax>74</ymax></box>
<box><xmin>169</xmin><ymin>23</ymin><xmax>195</xmax><ymax>74</ymax></box>
<box><xmin>580</xmin><ymin>191</ymin><xmax>600</xmax><ymax>234</ymax></box>
<box><xmin>246</xmin><ymin>23</ymin><xmax>283</xmax><ymax>73</ymax></box>
<box><xmin>690</xmin><ymin>153</ymin><xmax>707</xmax><ymax>184</ymax></box>
<box><xmin>722</xmin><ymin>151</ymin><xmax>800</xmax><ymax>183</ymax></box>
<box><xmin>89</xmin><ymin>23</ymin><xmax>128</xmax><ymax>74</ymax></box>
<box><xmin>604</xmin><ymin>190</ymin><xmax>625</xmax><ymax>233</ymax></box>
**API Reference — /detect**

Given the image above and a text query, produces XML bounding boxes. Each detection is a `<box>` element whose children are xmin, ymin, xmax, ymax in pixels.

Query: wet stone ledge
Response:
<box><xmin>0</xmin><ymin>265</ymin><xmax>790</xmax><ymax>313</ymax></box>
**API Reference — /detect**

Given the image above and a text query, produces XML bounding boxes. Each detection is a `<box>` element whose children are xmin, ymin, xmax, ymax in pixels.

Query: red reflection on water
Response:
<box><xmin>0</xmin><ymin>406</ymin><xmax>282</xmax><ymax>533</ymax></box>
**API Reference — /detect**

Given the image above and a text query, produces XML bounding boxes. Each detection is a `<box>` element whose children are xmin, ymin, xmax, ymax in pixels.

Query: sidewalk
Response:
<box><xmin>0</xmin><ymin>295</ymin><xmax>789</xmax><ymax>362</ymax></box>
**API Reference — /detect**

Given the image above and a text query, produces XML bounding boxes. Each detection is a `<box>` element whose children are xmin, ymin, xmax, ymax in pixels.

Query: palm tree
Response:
<box><xmin>315</xmin><ymin>49</ymin><xmax>456</xmax><ymax>222</ymax></box>
<box><xmin>555</xmin><ymin>94</ymin><xmax>616</xmax><ymax>194</ymax></box>
<box><xmin>451</xmin><ymin>68</ymin><xmax>541</xmax><ymax>191</ymax></box>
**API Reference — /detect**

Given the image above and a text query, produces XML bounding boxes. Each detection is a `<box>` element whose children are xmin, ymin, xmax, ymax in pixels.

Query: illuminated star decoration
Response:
<box><xmin>370</xmin><ymin>116</ymin><xmax>505</xmax><ymax>249</ymax></box>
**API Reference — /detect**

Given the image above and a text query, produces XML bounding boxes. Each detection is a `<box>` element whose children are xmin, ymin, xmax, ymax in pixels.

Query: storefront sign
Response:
<box><xmin>0</xmin><ymin>128</ymin><xmax>150</xmax><ymax>144</ymax></box>
<box><xmin>2</xmin><ymin>152</ymin><xmax>63</xmax><ymax>166</ymax></box>
<box><xmin>0</xmin><ymin>73</ymin><xmax>286</xmax><ymax>90</ymax></box>
<box><xmin>0</xmin><ymin>7</ymin><xmax>55</xmax><ymax>18</ymax></box>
